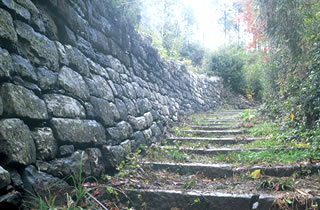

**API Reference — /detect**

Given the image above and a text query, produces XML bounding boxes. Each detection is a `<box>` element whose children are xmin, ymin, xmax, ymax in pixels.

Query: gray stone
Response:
<box><xmin>120</xmin><ymin>73</ymin><xmax>129</xmax><ymax>83</ymax></box>
<box><xmin>0</xmin><ymin>166</ymin><xmax>10</xmax><ymax>189</ymax></box>
<box><xmin>123</xmin><ymin>97</ymin><xmax>138</xmax><ymax>116</ymax></box>
<box><xmin>258</xmin><ymin>194</ymin><xmax>275</xmax><ymax>210</ymax></box>
<box><xmin>62</xmin><ymin>25</ymin><xmax>77</xmax><ymax>45</ymax></box>
<box><xmin>36</xmin><ymin>67</ymin><xmax>58</xmax><ymax>90</ymax></box>
<box><xmin>120</xmin><ymin>140</ymin><xmax>133</xmax><ymax>155</ymax></box>
<box><xmin>85</xmin><ymin>74</ymin><xmax>114</xmax><ymax>101</ymax></box>
<box><xmin>65</xmin><ymin>45</ymin><xmax>90</xmax><ymax>77</ymax></box>
<box><xmin>106</xmin><ymin>67</ymin><xmax>120</xmax><ymax>83</ymax></box>
<box><xmin>8</xmin><ymin>168</ymin><xmax>24</xmax><ymax>191</ymax></box>
<box><xmin>22</xmin><ymin>165</ymin><xmax>72</xmax><ymax>206</ymax></box>
<box><xmin>0</xmin><ymin>47</ymin><xmax>13</xmax><ymax>79</ymax></box>
<box><xmin>133</xmin><ymin>82</ymin><xmax>145</xmax><ymax>98</ymax></box>
<box><xmin>77</xmin><ymin>36</ymin><xmax>96</xmax><ymax>59</ymax></box>
<box><xmin>55</xmin><ymin>41</ymin><xmax>69</xmax><ymax>66</ymax></box>
<box><xmin>117</xmin><ymin>121</ymin><xmax>133</xmax><ymax>141</ymax></box>
<box><xmin>105</xmin><ymin>55</ymin><xmax>123</xmax><ymax>72</ymax></box>
<box><xmin>44</xmin><ymin>94</ymin><xmax>86</xmax><ymax>118</ymax></box>
<box><xmin>90</xmin><ymin>97</ymin><xmax>115</xmax><ymax>126</ymax></box>
<box><xmin>0</xmin><ymin>0</ymin><xmax>30</xmax><ymax>21</ymax></box>
<box><xmin>108</xmin><ymin>80</ymin><xmax>118</xmax><ymax>96</ymax></box>
<box><xmin>109</xmin><ymin>102</ymin><xmax>120</xmax><ymax>121</ymax></box>
<box><xmin>11</xmin><ymin>54</ymin><xmax>37</xmax><ymax>81</ymax></box>
<box><xmin>101</xmin><ymin>145</ymin><xmax>123</xmax><ymax>168</ymax></box>
<box><xmin>106</xmin><ymin>127</ymin><xmax>121</xmax><ymax>143</ymax></box>
<box><xmin>143</xmin><ymin>128</ymin><xmax>153</xmax><ymax>143</ymax></box>
<box><xmin>14</xmin><ymin>21</ymin><xmax>59</xmax><ymax>71</ymax></box>
<box><xmin>84</xmin><ymin>102</ymin><xmax>95</xmax><ymax>119</ymax></box>
<box><xmin>137</xmin><ymin>98</ymin><xmax>152</xmax><ymax>114</ymax></box>
<box><xmin>12</xmin><ymin>76</ymin><xmax>41</xmax><ymax>94</ymax></box>
<box><xmin>123</xmin><ymin>83</ymin><xmax>137</xmax><ymax>99</ymax></box>
<box><xmin>58</xmin><ymin>145</ymin><xmax>74</xmax><ymax>157</ymax></box>
<box><xmin>114</xmin><ymin>83</ymin><xmax>123</xmax><ymax>98</ymax></box>
<box><xmin>48</xmin><ymin>149</ymin><xmax>104</xmax><ymax>178</ymax></box>
<box><xmin>0</xmin><ymin>8</ymin><xmax>18</xmax><ymax>45</ymax></box>
<box><xmin>87</xmin><ymin>27</ymin><xmax>110</xmax><ymax>53</ymax></box>
<box><xmin>85</xmin><ymin>148</ymin><xmax>105</xmax><ymax>177</ymax></box>
<box><xmin>151</xmin><ymin>122</ymin><xmax>162</xmax><ymax>137</ymax></box>
<box><xmin>0</xmin><ymin>191</ymin><xmax>22</xmax><ymax>207</ymax></box>
<box><xmin>0</xmin><ymin>96</ymin><xmax>2</xmax><ymax>116</ymax></box>
<box><xmin>32</xmin><ymin>127</ymin><xmax>57</xmax><ymax>161</ymax></box>
<box><xmin>58</xmin><ymin>66</ymin><xmax>90</xmax><ymax>100</ymax></box>
<box><xmin>132</xmin><ymin>131</ymin><xmax>146</xmax><ymax>146</ymax></box>
<box><xmin>1</xmin><ymin>83</ymin><xmax>48</xmax><ymax>119</ymax></box>
<box><xmin>115</xmin><ymin>98</ymin><xmax>128</xmax><ymax>120</ymax></box>
<box><xmin>87</xmin><ymin>58</ymin><xmax>109</xmax><ymax>79</ymax></box>
<box><xmin>128</xmin><ymin>116</ymin><xmax>147</xmax><ymax>131</ymax></box>
<box><xmin>147</xmin><ymin>162</ymin><xmax>233</xmax><ymax>178</ymax></box>
<box><xmin>151</xmin><ymin>110</ymin><xmax>160</xmax><ymax>121</ymax></box>
<box><xmin>128</xmin><ymin>189</ymin><xmax>253</xmax><ymax>210</ymax></box>
<box><xmin>144</xmin><ymin>112</ymin><xmax>154</xmax><ymax>127</ymax></box>
<box><xmin>0</xmin><ymin>118</ymin><xmax>36</xmax><ymax>166</ymax></box>
<box><xmin>50</xmin><ymin>118</ymin><xmax>106</xmax><ymax>145</ymax></box>
<box><xmin>15</xmin><ymin>0</ymin><xmax>39</xmax><ymax>18</ymax></box>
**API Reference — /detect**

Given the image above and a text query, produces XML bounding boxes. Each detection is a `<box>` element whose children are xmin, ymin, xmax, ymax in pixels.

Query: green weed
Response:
<box><xmin>213</xmin><ymin>148</ymin><xmax>319</xmax><ymax>164</ymax></box>
<box><xmin>259</xmin><ymin>178</ymin><xmax>295</xmax><ymax>192</ymax></box>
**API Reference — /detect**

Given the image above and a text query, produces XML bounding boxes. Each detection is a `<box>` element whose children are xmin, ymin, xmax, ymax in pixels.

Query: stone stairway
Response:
<box><xmin>108</xmin><ymin>109</ymin><xmax>320</xmax><ymax>209</ymax></box>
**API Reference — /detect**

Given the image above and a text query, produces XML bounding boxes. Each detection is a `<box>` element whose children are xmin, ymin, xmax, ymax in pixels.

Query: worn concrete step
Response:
<box><xmin>235</xmin><ymin>163</ymin><xmax>320</xmax><ymax>177</ymax></box>
<box><xmin>211</xmin><ymin>109</ymin><xmax>245</xmax><ymax>113</ymax></box>
<box><xmin>178</xmin><ymin>129</ymin><xmax>245</xmax><ymax>136</ymax></box>
<box><xmin>191</xmin><ymin>122</ymin><xmax>231</xmax><ymax>126</ymax></box>
<box><xmin>202</xmin><ymin>119</ymin><xmax>242</xmax><ymax>123</ymax></box>
<box><xmin>159</xmin><ymin>146</ymin><xmax>264</xmax><ymax>155</ymax></box>
<box><xmin>142</xmin><ymin>162</ymin><xmax>233</xmax><ymax>178</ymax></box>
<box><xmin>167</xmin><ymin>136</ymin><xmax>265</xmax><ymax>144</ymax></box>
<box><xmin>142</xmin><ymin>161</ymin><xmax>320</xmax><ymax>178</ymax></box>
<box><xmin>190</xmin><ymin>125</ymin><xmax>241</xmax><ymax>130</ymax></box>
<box><xmin>204</xmin><ymin>114</ymin><xmax>242</xmax><ymax>118</ymax></box>
<box><xmin>127</xmin><ymin>189</ymin><xmax>275</xmax><ymax>210</ymax></box>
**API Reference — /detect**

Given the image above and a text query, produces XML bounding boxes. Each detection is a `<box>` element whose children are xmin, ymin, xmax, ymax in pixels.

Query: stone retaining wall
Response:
<box><xmin>0</xmin><ymin>0</ymin><xmax>221</xmax><ymax>206</ymax></box>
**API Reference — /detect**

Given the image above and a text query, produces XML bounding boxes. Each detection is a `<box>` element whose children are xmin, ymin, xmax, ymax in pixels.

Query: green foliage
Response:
<box><xmin>205</xmin><ymin>44</ymin><xmax>246</xmax><ymax>93</ymax></box>
<box><xmin>248</xmin><ymin>122</ymin><xmax>280</xmax><ymax>137</ymax></box>
<box><xmin>213</xmin><ymin>148</ymin><xmax>319</xmax><ymax>165</ymax></box>
<box><xmin>29</xmin><ymin>194</ymin><xmax>57</xmax><ymax>210</ymax></box>
<box><xmin>256</xmin><ymin>0</ymin><xmax>320</xmax><ymax>128</ymax></box>
<box><xmin>28</xmin><ymin>153</ymin><xmax>97</xmax><ymax>209</ymax></box>
<box><xmin>180</xmin><ymin>41</ymin><xmax>206</xmax><ymax>67</ymax></box>
<box><xmin>116</xmin><ymin>150</ymin><xmax>141</xmax><ymax>177</ymax></box>
<box><xmin>110</xmin><ymin>0</ymin><xmax>142</xmax><ymax>26</ymax></box>
<box><xmin>241</xmin><ymin>109</ymin><xmax>256</xmax><ymax>121</ymax></box>
<box><xmin>259</xmin><ymin>178</ymin><xmax>295</xmax><ymax>192</ymax></box>
<box><xmin>166</xmin><ymin>149</ymin><xmax>188</xmax><ymax>162</ymax></box>
<box><xmin>205</xmin><ymin>44</ymin><xmax>264</xmax><ymax>98</ymax></box>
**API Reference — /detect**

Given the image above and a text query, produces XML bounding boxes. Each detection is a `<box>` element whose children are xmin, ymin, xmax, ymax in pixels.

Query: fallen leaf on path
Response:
<box><xmin>250</xmin><ymin>169</ymin><xmax>261</xmax><ymax>179</ymax></box>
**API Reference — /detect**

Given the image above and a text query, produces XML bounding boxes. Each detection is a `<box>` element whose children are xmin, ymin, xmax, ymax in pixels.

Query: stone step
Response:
<box><xmin>142</xmin><ymin>162</ymin><xmax>233</xmax><ymax>178</ymax></box>
<box><xmin>142</xmin><ymin>161</ymin><xmax>320</xmax><ymax>178</ymax></box>
<box><xmin>178</xmin><ymin>129</ymin><xmax>245</xmax><ymax>136</ymax></box>
<box><xmin>159</xmin><ymin>146</ymin><xmax>264</xmax><ymax>155</ymax></box>
<box><xmin>202</xmin><ymin>119</ymin><xmax>242</xmax><ymax>123</ymax></box>
<box><xmin>127</xmin><ymin>189</ymin><xmax>275</xmax><ymax>210</ymax></box>
<box><xmin>204</xmin><ymin>114</ymin><xmax>242</xmax><ymax>118</ymax></box>
<box><xmin>167</xmin><ymin>136</ymin><xmax>265</xmax><ymax>144</ymax></box>
<box><xmin>190</xmin><ymin>125</ymin><xmax>241</xmax><ymax>130</ymax></box>
<box><xmin>191</xmin><ymin>122</ymin><xmax>231</xmax><ymax>126</ymax></box>
<box><xmin>211</xmin><ymin>109</ymin><xmax>245</xmax><ymax>113</ymax></box>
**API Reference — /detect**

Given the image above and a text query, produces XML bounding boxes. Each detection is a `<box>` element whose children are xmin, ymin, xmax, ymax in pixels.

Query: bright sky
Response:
<box><xmin>183</xmin><ymin>0</ymin><xmax>238</xmax><ymax>49</ymax></box>
<box><xmin>141</xmin><ymin>0</ymin><xmax>240</xmax><ymax>50</ymax></box>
